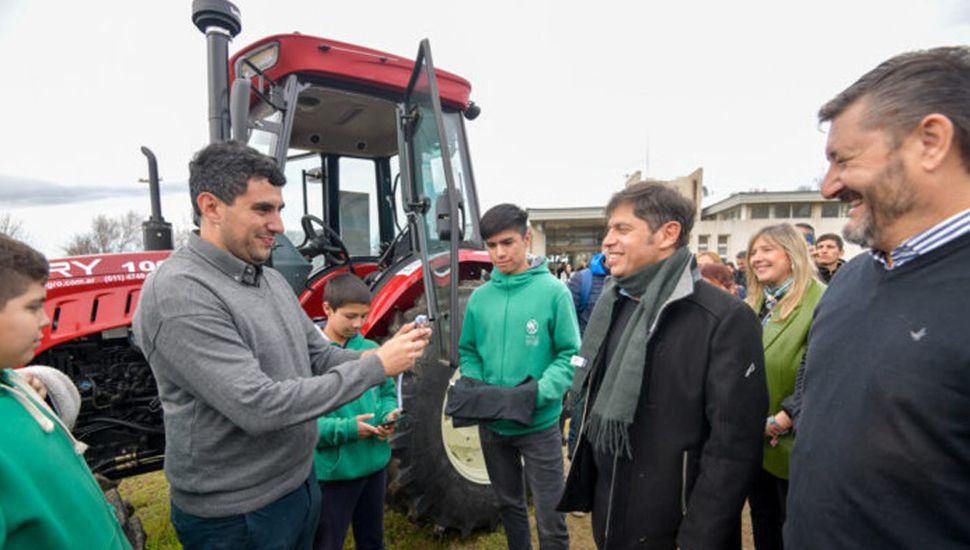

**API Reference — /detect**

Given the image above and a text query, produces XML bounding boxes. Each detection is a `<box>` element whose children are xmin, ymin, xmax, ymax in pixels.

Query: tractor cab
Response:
<box><xmin>223</xmin><ymin>34</ymin><xmax>485</xmax><ymax>349</ymax></box>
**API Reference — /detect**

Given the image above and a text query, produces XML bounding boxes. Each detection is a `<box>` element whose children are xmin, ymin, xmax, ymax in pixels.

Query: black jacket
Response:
<box><xmin>560</xmin><ymin>269</ymin><xmax>767</xmax><ymax>550</ymax></box>
<box><xmin>816</xmin><ymin>258</ymin><xmax>845</xmax><ymax>284</ymax></box>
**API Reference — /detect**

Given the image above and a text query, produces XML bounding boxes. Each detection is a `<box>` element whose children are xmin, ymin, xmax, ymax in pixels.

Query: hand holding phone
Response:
<box><xmin>380</xmin><ymin>408</ymin><xmax>402</xmax><ymax>428</ymax></box>
<box><xmin>377</xmin><ymin>409</ymin><xmax>401</xmax><ymax>439</ymax></box>
<box><xmin>356</xmin><ymin>413</ymin><xmax>381</xmax><ymax>439</ymax></box>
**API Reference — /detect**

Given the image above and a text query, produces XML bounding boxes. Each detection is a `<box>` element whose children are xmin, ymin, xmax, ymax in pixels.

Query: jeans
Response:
<box><xmin>313</xmin><ymin>469</ymin><xmax>386</xmax><ymax>550</ymax></box>
<box><xmin>171</xmin><ymin>472</ymin><xmax>322</xmax><ymax>550</ymax></box>
<box><xmin>479</xmin><ymin>423</ymin><xmax>569</xmax><ymax>550</ymax></box>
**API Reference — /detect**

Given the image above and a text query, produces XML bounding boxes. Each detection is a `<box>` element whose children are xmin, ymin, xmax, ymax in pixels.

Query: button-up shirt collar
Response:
<box><xmin>870</xmin><ymin>207</ymin><xmax>970</xmax><ymax>270</ymax></box>
<box><xmin>187</xmin><ymin>232</ymin><xmax>263</xmax><ymax>286</ymax></box>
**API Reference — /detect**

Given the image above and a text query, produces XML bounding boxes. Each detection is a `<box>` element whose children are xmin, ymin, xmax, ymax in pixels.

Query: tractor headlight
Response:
<box><xmin>236</xmin><ymin>42</ymin><xmax>279</xmax><ymax>79</ymax></box>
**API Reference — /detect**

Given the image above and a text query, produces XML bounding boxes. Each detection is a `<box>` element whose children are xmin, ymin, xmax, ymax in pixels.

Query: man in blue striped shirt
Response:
<box><xmin>786</xmin><ymin>47</ymin><xmax>970</xmax><ymax>549</ymax></box>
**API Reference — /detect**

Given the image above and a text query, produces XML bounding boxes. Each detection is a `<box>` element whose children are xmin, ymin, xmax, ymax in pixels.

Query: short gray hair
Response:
<box><xmin>819</xmin><ymin>47</ymin><xmax>970</xmax><ymax>171</ymax></box>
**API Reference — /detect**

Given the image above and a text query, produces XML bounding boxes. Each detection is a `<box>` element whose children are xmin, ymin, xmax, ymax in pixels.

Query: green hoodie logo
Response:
<box><xmin>525</xmin><ymin>319</ymin><xmax>539</xmax><ymax>346</ymax></box>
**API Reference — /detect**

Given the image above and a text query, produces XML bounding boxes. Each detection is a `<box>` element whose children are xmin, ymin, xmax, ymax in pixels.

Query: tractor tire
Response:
<box><xmin>386</xmin><ymin>282</ymin><xmax>500</xmax><ymax>536</ymax></box>
<box><xmin>101</xmin><ymin>482</ymin><xmax>147</xmax><ymax>550</ymax></box>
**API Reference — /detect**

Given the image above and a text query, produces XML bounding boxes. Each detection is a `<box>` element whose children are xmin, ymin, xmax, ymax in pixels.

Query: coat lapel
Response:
<box><xmin>762</xmin><ymin>301</ymin><xmax>803</xmax><ymax>351</ymax></box>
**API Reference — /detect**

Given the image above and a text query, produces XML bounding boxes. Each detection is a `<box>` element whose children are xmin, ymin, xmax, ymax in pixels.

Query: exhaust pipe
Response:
<box><xmin>192</xmin><ymin>0</ymin><xmax>242</xmax><ymax>144</ymax></box>
<box><xmin>140</xmin><ymin>147</ymin><xmax>173</xmax><ymax>251</ymax></box>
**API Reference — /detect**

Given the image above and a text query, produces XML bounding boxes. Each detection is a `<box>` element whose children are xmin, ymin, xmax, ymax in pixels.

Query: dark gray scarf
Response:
<box><xmin>569</xmin><ymin>246</ymin><xmax>693</xmax><ymax>458</ymax></box>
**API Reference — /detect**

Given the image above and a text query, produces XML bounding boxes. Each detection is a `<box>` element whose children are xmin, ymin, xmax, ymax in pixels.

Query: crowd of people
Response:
<box><xmin>1</xmin><ymin>46</ymin><xmax>969</xmax><ymax>550</ymax></box>
<box><xmin>558</xmin><ymin>224</ymin><xmax>847</xmax><ymax>302</ymax></box>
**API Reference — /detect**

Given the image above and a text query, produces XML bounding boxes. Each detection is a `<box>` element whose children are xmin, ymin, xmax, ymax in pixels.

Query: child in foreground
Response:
<box><xmin>0</xmin><ymin>234</ymin><xmax>131</xmax><ymax>549</ymax></box>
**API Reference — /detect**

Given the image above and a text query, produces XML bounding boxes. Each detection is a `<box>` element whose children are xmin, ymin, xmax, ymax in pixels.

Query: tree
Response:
<box><xmin>0</xmin><ymin>212</ymin><xmax>29</xmax><ymax>241</ymax></box>
<box><xmin>63</xmin><ymin>211</ymin><xmax>145</xmax><ymax>255</ymax></box>
<box><xmin>173</xmin><ymin>224</ymin><xmax>194</xmax><ymax>249</ymax></box>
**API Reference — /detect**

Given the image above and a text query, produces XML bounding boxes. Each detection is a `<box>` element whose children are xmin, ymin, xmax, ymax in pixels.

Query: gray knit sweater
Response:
<box><xmin>133</xmin><ymin>234</ymin><xmax>385</xmax><ymax>517</ymax></box>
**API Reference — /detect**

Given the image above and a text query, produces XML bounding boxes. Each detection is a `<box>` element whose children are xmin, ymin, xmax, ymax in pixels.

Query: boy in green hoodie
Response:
<box><xmin>458</xmin><ymin>204</ymin><xmax>581</xmax><ymax>550</ymax></box>
<box><xmin>0</xmin><ymin>234</ymin><xmax>131</xmax><ymax>550</ymax></box>
<box><xmin>312</xmin><ymin>273</ymin><xmax>399</xmax><ymax>550</ymax></box>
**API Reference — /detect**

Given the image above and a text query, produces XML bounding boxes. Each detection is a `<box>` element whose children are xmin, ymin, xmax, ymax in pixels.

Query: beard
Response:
<box><xmin>220</xmin><ymin>224</ymin><xmax>273</xmax><ymax>265</ymax></box>
<box><xmin>843</xmin><ymin>205</ymin><xmax>875</xmax><ymax>247</ymax></box>
<box><xmin>842</xmin><ymin>156</ymin><xmax>915</xmax><ymax>249</ymax></box>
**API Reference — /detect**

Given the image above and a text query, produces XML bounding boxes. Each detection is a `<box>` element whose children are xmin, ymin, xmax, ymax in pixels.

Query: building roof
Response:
<box><xmin>528</xmin><ymin>190</ymin><xmax>838</xmax><ymax>222</ymax></box>
<box><xmin>702</xmin><ymin>190</ymin><xmax>834</xmax><ymax>216</ymax></box>
<box><xmin>527</xmin><ymin>207</ymin><xmax>605</xmax><ymax>222</ymax></box>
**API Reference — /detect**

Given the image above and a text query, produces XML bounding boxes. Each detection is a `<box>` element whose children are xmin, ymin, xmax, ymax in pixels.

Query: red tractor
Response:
<box><xmin>31</xmin><ymin>0</ymin><xmax>499</xmax><ymax>535</ymax></box>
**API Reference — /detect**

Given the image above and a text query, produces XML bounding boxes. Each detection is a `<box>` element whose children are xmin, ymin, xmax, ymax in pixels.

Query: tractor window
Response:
<box><xmin>412</xmin><ymin>118</ymin><xmax>446</xmax><ymax>252</ymax></box>
<box><xmin>248</xmin><ymin>110</ymin><xmax>282</xmax><ymax>158</ymax></box>
<box><xmin>281</xmin><ymin>154</ymin><xmax>324</xmax><ymax>245</ymax></box>
<box><xmin>338</xmin><ymin>157</ymin><xmax>381</xmax><ymax>256</ymax></box>
<box><xmin>409</xmin><ymin>109</ymin><xmax>479</xmax><ymax>251</ymax></box>
<box><xmin>389</xmin><ymin>155</ymin><xmax>406</xmax><ymax>234</ymax></box>
<box><xmin>441</xmin><ymin>111</ymin><xmax>479</xmax><ymax>245</ymax></box>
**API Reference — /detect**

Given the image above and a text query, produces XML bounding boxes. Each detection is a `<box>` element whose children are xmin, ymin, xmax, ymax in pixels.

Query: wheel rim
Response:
<box><xmin>440</xmin><ymin>370</ymin><xmax>491</xmax><ymax>485</ymax></box>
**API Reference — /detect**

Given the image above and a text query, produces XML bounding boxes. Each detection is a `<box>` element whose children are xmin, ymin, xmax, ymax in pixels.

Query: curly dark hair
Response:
<box><xmin>606</xmin><ymin>182</ymin><xmax>695</xmax><ymax>248</ymax></box>
<box><xmin>188</xmin><ymin>140</ymin><xmax>286</xmax><ymax>219</ymax></box>
<box><xmin>0</xmin><ymin>234</ymin><xmax>48</xmax><ymax>309</ymax></box>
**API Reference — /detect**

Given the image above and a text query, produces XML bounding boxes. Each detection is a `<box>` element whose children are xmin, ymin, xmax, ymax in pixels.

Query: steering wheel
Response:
<box><xmin>299</xmin><ymin>214</ymin><xmax>352</xmax><ymax>267</ymax></box>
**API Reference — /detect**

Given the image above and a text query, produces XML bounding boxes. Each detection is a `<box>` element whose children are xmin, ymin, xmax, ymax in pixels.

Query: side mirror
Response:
<box><xmin>230</xmin><ymin>78</ymin><xmax>252</xmax><ymax>142</ymax></box>
<box><xmin>435</xmin><ymin>192</ymin><xmax>464</xmax><ymax>242</ymax></box>
<box><xmin>436</xmin><ymin>194</ymin><xmax>451</xmax><ymax>241</ymax></box>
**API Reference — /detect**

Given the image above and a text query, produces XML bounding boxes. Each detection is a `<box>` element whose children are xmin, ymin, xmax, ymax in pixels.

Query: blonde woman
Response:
<box><xmin>744</xmin><ymin>224</ymin><xmax>825</xmax><ymax>550</ymax></box>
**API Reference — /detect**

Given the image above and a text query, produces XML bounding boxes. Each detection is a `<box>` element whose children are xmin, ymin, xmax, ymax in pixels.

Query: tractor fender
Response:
<box><xmin>363</xmin><ymin>249</ymin><xmax>491</xmax><ymax>338</ymax></box>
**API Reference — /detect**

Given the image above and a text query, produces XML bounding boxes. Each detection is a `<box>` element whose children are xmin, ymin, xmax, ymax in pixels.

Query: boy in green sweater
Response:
<box><xmin>0</xmin><ymin>234</ymin><xmax>131</xmax><ymax>550</ymax></box>
<box><xmin>313</xmin><ymin>273</ymin><xmax>398</xmax><ymax>550</ymax></box>
<box><xmin>458</xmin><ymin>204</ymin><xmax>581</xmax><ymax>550</ymax></box>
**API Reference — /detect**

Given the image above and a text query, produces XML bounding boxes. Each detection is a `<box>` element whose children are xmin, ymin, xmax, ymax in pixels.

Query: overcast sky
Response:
<box><xmin>2</xmin><ymin>0</ymin><xmax>968</xmax><ymax>256</ymax></box>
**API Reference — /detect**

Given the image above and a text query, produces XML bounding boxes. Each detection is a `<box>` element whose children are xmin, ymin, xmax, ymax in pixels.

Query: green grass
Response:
<box><xmin>118</xmin><ymin>472</ymin><xmax>180</xmax><ymax>550</ymax></box>
<box><xmin>120</xmin><ymin>471</ymin><xmax>596</xmax><ymax>550</ymax></box>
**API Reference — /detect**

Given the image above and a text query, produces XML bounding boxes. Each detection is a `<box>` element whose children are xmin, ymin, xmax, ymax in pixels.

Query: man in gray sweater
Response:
<box><xmin>133</xmin><ymin>141</ymin><xmax>429</xmax><ymax>550</ymax></box>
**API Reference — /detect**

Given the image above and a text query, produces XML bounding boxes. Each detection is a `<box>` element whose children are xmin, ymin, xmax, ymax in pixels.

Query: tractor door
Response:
<box><xmin>399</xmin><ymin>40</ymin><xmax>471</xmax><ymax>366</ymax></box>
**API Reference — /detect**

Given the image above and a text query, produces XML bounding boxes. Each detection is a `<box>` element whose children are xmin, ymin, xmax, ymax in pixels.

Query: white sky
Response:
<box><xmin>2</xmin><ymin>0</ymin><xmax>968</xmax><ymax>256</ymax></box>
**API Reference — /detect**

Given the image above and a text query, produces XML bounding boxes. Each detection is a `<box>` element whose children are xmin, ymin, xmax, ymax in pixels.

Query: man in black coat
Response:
<box><xmin>559</xmin><ymin>182</ymin><xmax>767</xmax><ymax>550</ymax></box>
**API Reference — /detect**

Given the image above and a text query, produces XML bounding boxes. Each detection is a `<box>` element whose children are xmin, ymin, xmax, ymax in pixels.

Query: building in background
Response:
<box><xmin>527</xmin><ymin>168</ymin><xmax>861</xmax><ymax>266</ymax></box>
<box><xmin>528</xmin><ymin>169</ymin><xmax>703</xmax><ymax>267</ymax></box>
<box><xmin>528</xmin><ymin>206</ymin><xmax>606</xmax><ymax>268</ymax></box>
<box><xmin>696</xmin><ymin>190</ymin><xmax>862</xmax><ymax>260</ymax></box>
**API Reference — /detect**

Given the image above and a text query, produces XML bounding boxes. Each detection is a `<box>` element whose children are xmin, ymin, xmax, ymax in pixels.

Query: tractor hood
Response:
<box><xmin>39</xmin><ymin>251</ymin><xmax>172</xmax><ymax>355</ymax></box>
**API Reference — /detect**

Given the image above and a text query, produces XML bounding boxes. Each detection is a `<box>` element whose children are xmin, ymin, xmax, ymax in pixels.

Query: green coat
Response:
<box><xmin>0</xmin><ymin>369</ymin><xmax>131</xmax><ymax>550</ymax></box>
<box><xmin>756</xmin><ymin>279</ymin><xmax>825</xmax><ymax>479</ymax></box>
<box><xmin>458</xmin><ymin>259</ymin><xmax>581</xmax><ymax>436</ymax></box>
<box><xmin>313</xmin><ymin>334</ymin><xmax>397</xmax><ymax>481</ymax></box>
